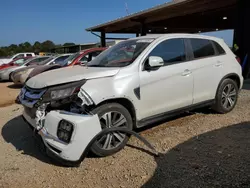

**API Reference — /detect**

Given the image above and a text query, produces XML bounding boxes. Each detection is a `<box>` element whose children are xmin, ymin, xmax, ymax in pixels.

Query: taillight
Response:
<box><xmin>236</xmin><ymin>57</ymin><xmax>241</xmax><ymax>64</ymax></box>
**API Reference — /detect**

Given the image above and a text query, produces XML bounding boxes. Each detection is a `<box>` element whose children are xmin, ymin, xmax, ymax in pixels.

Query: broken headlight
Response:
<box><xmin>57</xmin><ymin>120</ymin><xmax>74</xmax><ymax>143</ymax></box>
<box><xmin>42</xmin><ymin>80</ymin><xmax>86</xmax><ymax>102</ymax></box>
<box><xmin>51</xmin><ymin>87</ymin><xmax>76</xmax><ymax>100</ymax></box>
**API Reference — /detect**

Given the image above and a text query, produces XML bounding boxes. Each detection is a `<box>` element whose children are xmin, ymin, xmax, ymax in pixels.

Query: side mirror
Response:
<box><xmin>145</xmin><ymin>56</ymin><xmax>164</xmax><ymax>70</ymax></box>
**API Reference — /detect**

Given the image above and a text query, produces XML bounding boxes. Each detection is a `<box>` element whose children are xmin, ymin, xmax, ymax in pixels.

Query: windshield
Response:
<box><xmin>88</xmin><ymin>39</ymin><xmax>153</xmax><ymax>68</ymax></box>
<box><xmin>61</xmin><ymin>52</ymin><xmax>80</xmax><ymax>66</ymax></box>
<box><xmin>37</xmin><ymin>56</ymin><xmax>55</xmax><ymax>65</ymax></box>
<box><xmin>19</xmin><ymin>58</ymin><xmax>33</xmax><ymax>66</ymax></box>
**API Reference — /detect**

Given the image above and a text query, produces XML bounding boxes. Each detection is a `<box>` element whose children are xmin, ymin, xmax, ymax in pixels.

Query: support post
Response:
<box><xmin>233</xmin><ymin>0</ymin><xmax>250</xmax><ymax>78</ymax></box>
<box><xmin>101</xmin><ymin>31</ymin><xmax>106</xmax><ymax>47</ymax></box>
<box><xmin>141</xmin><ymin>23</ymin><xmax>147</xmax><ymax>36</ymax></box>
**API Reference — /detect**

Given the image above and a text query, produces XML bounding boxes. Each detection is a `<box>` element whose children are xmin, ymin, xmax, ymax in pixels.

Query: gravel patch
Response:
<box><xmin>0</xmin><ymin>85</ymin><xmax>250</xmax><ymax>188</ymax></box>
<box><xmin>0</xmin><ymin>83</ymin><xmax>21</xmax><ymax>107</ymax></box>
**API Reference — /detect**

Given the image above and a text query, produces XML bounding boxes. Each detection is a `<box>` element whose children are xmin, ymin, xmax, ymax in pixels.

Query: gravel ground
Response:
<box><xmin>0</xmin><ymin>82</ymin><xmax>21</xmax><ymax>107</ymax></box>
<box><xmin>0</xmin><ymin>82</ymin><xmax>250</xmax><ymax>188</ymax></box>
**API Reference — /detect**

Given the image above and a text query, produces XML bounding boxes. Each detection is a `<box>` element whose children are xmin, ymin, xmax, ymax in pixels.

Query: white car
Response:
<box><xmin>0</xmin><ymin>56</ymin><xmax>50</xmax><ymax>81</ymax></box>
<box><xmin>0</xmin><ymin>53</ymin><xmax>35</xmax><ymax>65</ymax></box>
<box><xmin>19</xmin><ymin>34</ymin><xmax>243</xmax><ymax>165</ymax></box>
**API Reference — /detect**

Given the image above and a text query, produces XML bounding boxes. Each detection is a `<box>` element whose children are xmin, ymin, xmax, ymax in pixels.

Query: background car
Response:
<box><xmin>67</xmin><ymin>47</ymin><xmax>107</xmax><ymax>66</ymax></box>
<box><xmin>27</xmin><ymin>48</ymin><xmax>106</xmax><ymax>80</ymax></box>
<box><xmin>0</xmin><ymin>57</ymin><xmax>31</xmax><ymax>70</ymax></box>
<box><xmin>0</xmin><ymin>56</ymin><xmax>50</xmax><ymax>81</ymax></box>
<box><xmin>12</xmin><ymin>54</ymin><xmax>71</xmax><ymax>85</ymax></box>
<box><xmin>0</xmin><ymin>52</ymin><xmax>35</xmax><ymax>65</ymax></box>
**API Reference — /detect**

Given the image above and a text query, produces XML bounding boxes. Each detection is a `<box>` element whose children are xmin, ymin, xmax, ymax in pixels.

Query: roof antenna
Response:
<box><xmin>125</xmin><ymin>1</ymin><xmax>129</xmax><ymax>15</ymax></box>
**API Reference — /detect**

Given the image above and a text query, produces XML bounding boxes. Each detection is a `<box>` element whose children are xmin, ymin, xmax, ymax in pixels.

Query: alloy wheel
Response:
<box><xmin>97</xmin><ymin>111</ymin><xmax>128</xmax><ymax>150</ymax></box>
<box><xmin>221</xmin><ymin>83</ymin><xmax>237</xmax><ymax>109</ymax></box>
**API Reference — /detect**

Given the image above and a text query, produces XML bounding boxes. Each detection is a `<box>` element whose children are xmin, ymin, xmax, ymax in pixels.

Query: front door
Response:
<box><xmin>138</xmin><ymin>38</ymin><xmax>194</xmax><ymax>120</ymax></box>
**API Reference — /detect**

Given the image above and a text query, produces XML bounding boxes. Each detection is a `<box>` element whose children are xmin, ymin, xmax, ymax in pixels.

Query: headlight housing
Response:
<box><xmin>51</xmin><ymin>87</ymin><xmax>76</xmax><ymax>100</ymax></box>
<box><xmin>57</xmin><ymin>120</ymin><xmax>74</xmax><ymax>143</ymax></box>
<box><xmin>42</xmin><ymin>80</ymin><xmax>86</xmax><ymax>102</ymax></box>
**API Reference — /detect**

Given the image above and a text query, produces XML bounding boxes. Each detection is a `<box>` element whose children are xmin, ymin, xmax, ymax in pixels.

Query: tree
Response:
<box><xmin>23</xmin><ymin>42</ymin><xmax>32</xmax><ymax>51</ymax></box>
<box><xmin>33</xmin><ymin>41</ymin><xmax>41</xmax><ymax>53</ymax></box>
<box><xmin>41</xmin><ymin>40</ymin><xmax>55</xmax><ymax>52</ymax></box>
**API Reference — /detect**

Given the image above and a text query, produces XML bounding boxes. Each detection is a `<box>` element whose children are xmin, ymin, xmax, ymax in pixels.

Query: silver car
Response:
<box><xmin>0</xmin><ymin>56</ymin><xmax>50</xmax><ymax>81</ymax></box>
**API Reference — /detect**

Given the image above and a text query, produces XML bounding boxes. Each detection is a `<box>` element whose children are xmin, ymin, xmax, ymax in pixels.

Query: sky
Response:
<box><xmin>0</xmin><ymin>0</ymin><xmax>234</xmax><ymax>47</ymax></box>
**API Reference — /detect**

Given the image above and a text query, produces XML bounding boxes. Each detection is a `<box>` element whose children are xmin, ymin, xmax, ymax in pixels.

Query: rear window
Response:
<box><xmin>213</xmin><ymin>41</ymin><xmax>226</xmax><ymax>55</ymax></box>
<box><xmin>190</xmin><ymin>39</ymin><xmax>215</xmax><ymax>59</ymax></box>
<box><xmin>26</xmin><ymin>54</ymin><xmax>33</xmax><ymax>57</ymax></box>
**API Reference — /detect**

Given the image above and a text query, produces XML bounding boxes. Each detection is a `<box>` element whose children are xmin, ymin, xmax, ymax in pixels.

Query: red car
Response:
<box><xmin>28</xmin><ymin>48</ymin><xmax>107</xmax><ymax>79</ymax></box>
<box><xmin>0</xmin><ymin>57</ymin><xmax>31</xmax><ymax>70</ymax></box>
<box><xmin>68</xmin><ymin>47</ymin><xmax>107</xmax><ymax>66</ymax></box>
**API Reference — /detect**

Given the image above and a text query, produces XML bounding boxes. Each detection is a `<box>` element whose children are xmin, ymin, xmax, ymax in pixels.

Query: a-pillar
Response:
<box><xmin>234</xmin><ymin>0</ymin><xmax>250</xmax><ymax>78</ymax></box>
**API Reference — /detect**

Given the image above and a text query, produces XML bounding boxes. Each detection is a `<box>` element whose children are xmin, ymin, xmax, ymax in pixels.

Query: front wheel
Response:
<box><xmin>90</xmin><ymin>103</ymin><xmax>133</xmax><ymax>157</ymax></box>
<box><xmin>213</xmin><ymin>78</ymin><xmax>239</xmax><ymax>114</ymax></box>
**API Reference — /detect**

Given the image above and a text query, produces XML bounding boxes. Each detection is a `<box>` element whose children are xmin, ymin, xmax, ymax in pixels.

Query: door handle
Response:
<box><xmin>182</xmin><ymin>69</ymin><xmax>192</xmax><ymax>76</ymax></box>
<box><xmin>215</xmin><ymin>61</ymin><xmax>222</xmax><ymax>67</ymax></box>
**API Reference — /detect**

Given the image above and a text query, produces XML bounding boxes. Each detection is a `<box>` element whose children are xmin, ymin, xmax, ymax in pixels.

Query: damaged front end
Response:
<box><xmin>19</xmin><ymin>80</ymin><xmax>102</xmax><ymax>163</ymax></box>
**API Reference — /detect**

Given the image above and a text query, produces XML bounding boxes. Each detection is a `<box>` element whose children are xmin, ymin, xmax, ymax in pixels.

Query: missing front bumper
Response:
<box><xmin>23</xmin><ymin>110</ymin><xmax>102</xmax><ymax>163</ymax></box>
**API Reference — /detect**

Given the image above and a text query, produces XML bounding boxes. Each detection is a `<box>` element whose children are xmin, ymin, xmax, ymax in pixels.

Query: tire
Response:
<box><xmin>9</xmin><ymin>72</ymin><xmax>13</xmax><ymax>82</ymax></box>
<box><xmin>212</xmin><ymin>78</ymin><xmax>239</xmax><ymax>114</ymax></box>
<box><xmin>90</xmin><ymin>103</ymin><xmax>133</xmax><ymax>157</ymax></box>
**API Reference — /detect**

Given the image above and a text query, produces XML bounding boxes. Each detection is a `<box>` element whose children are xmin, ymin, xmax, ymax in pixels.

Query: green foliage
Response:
<box><xmin>0</xmin><ymin>40</ymin><xmax>70</xmax><ymax>57</ymax></box>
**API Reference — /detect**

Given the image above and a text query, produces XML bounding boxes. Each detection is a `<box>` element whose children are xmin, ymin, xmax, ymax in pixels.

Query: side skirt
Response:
<box><xmin>137</xmin><ymin>100</ymin><xmax>215</xmax><ymax>128</ymax></box>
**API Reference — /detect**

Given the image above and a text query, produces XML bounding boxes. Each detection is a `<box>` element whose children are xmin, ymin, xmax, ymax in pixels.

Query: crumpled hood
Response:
<box><xmin>26</xmin><ymin>65</ymin><xmax>120</xmax><ymax>89</ymax></box>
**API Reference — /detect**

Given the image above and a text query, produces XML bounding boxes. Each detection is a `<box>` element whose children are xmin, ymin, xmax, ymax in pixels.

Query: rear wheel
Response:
<box><xmin>213</xmin><ymin>79</ymin><xmax>239</xmax><ymax>114</ymax></box>
<box><xmin>90</xmin><ymin>103</ymin><xmax>133</xmax><ymax>157</ymax></box>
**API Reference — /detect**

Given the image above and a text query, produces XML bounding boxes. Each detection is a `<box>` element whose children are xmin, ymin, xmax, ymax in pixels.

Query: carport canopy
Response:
<box><xmin>86</xmin><ymin>0</ymin><xmax>238</xmax><ymax>34</ymax></box>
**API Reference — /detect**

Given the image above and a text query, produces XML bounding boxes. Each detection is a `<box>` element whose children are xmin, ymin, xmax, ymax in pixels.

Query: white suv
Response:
<box><xmin>19</xmin><ymin>34</ymin><xmax>243</xmax><ymax>164</ymax></box>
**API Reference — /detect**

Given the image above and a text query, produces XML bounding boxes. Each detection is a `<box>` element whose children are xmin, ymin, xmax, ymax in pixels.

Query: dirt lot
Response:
<box><xmin>0</xmin><ymin>82</ymin><xmax>250</xmax><ymax>188</ymax></box>
<box><xmin>0</xmin><ymin>82</ymin><xmax>21</xmax><ymax>107</ymax></box>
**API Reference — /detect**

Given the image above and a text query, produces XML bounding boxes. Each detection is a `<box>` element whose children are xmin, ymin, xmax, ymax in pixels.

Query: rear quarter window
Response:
<box><xmin>212</xmin><ymin>41</ymin><xmax>226</xmax><ymax>55</ymax></box>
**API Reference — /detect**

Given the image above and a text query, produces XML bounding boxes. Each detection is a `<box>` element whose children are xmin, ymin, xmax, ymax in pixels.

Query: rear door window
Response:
<box><xmin>190</xmin><ymin>39</ymin><xmax>215</xmax><ymax>59</ymax></box>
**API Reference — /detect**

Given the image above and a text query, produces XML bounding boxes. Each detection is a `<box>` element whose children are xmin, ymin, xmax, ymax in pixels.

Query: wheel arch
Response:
<box><xmin>215</xmin><ymin>73</ymin><xmax>241</xmax><ymax>98</ymax></box>
<box><xmin>94</xmin><ymin>98</ymin><xmax>137</xmax><ymax>129</ymax></box>
<box><xmin>219</xmin><ymin>73</ymin><xmax>241</xmax><ymax>89</ymax></box>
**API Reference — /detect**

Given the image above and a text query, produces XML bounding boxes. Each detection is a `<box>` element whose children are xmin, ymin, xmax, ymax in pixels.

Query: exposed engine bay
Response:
<box><xmin>19</xmin><ymin>79</ymin><xmax>93</xmax><ymax>130</ymax></box>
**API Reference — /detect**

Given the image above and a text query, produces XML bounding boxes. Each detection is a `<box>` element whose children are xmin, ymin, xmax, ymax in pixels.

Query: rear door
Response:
<box><xmin>188</xmin><ymin>38</ymin><xmax>223</xmax><ymax>104</ymax></box>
